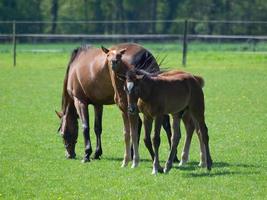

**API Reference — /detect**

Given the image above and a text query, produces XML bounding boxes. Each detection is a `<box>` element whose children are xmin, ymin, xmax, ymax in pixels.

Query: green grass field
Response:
<box><xmin>0</xmin><ymin>43</ymin><xmax>267</xmax><ymax>199</ymax></box>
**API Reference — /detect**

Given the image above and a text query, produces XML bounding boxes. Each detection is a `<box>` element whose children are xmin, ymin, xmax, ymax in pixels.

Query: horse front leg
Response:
<box><xmin>93</xmin><ymin>105</ymin><xmax>103</xmax><ymax>159</ymax></box>
<box><xmin>74</xmin><ymin>98</ymin><xmax>92</xmax><ymax>163</ymax></box>
<box><xmin>121</xmin><ymin>112</ymin><xmax>131</xmax><ymax>167</ymax></box>
<box><xmin>164</xmin><ymin>114</ymin><xmax>181</xmax><ymax>174</ymax></box>
<box><xmin>129</xmin><ymin>113</ymin><xmax>140</xmax><ymax>168</ymax></box>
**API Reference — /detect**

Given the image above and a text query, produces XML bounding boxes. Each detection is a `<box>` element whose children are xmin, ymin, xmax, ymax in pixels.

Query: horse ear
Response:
<box><xmin>101</xmin><ymin>46</ymin><xmax>109</xmax><ymax>54</ymax></box>
<box><xmin>119</xmin><ymin>48</ymin><xmax>127</xmax><ymax>55</ymax></box>
<box><xmin>136</xmin><ymin>75</ymin><xmax>145</xmax><ymax>80</ymax></box>
<box><xmin>55</xmin><ymin>110</ymin><xmax>63</xmax><ymax>118</ymax></box>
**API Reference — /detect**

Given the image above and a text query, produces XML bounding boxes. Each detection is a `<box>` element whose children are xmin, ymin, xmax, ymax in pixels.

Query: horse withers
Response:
<box><xmin>125</xmin><ymin>69</ymin><xmax>213</xmax><ymax>174</ymax></box>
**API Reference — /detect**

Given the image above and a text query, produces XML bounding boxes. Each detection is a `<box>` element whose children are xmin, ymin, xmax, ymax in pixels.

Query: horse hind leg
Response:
<box><xmin>162</xmin><ymin>114</ymin><xmax>179</xmax><ymax>163</ymax></box>
<box><xmin>93</xmin><ymin>105</ymin><xmax>103</xmax><ymax>160</ymax></box>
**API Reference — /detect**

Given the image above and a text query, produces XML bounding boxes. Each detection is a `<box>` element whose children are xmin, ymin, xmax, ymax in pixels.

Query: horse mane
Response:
<box><xmin>61</xmin><ymin>44</ymin><xmax>92</xmax><ymax>113</ymax></box>
<box><xmin>134</xmin><ymin>49</ymin><xmax>159</xmax><ymax>73</ymax></box>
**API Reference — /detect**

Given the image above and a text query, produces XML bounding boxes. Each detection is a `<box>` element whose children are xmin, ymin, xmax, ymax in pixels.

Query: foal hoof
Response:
<box><xmin>198</xmin><ymin>161</ymin><xmax>207</xmax><ymax>168</ymax></box>
<box><xmin>121</xmin><ymin>160</ymin><xmax>129</xmax><ymax>167</ymax></box>
<box><xmin>131</xmin><ymin>162</ymin><xmax>139</xmax><ymax>168</ymax></box>
<box><xmin>152</xmin><ymin>168</ymin><xmax>158</xmax><ymax>175</ymax></box>
<box><xmin>178</xmin><ymin>159</ymin><xmax>187</xmax><ymax>167</ymax></box>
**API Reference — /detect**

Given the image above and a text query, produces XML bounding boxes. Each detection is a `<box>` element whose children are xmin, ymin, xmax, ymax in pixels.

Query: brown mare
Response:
<box><xmin>56</xmin><ymin>43</ymin><xmax>173</xmax><ymax>163</ymax></box>
<box><xmin>101</xmin><ymin>45</ymin><xmax>207</xmax><ymax>169</ymax></box>
<box><xmin>125</xmin><ymin>69</ymin><xmax>213</xmax><ymax>174</ymax></box>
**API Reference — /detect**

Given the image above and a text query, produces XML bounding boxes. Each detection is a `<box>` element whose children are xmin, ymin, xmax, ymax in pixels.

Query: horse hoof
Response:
<box><xmin>66</xmin><ymin>153</ymin><xmax>76</xmax><ymax>159</ymax></box>
<box><xmin>81</xmin><ymin>158</ymin><xmax>90</xmax><ymax>163</ymax></box>
<box><xmin>173</xmin><ymin>156</ymin><xmax>180</xmax><ymax>163</ymax></box>
<box><xmin>93</xmin><ymin>154</ymin><xmax>101</xmax><ymax>160</ymax></box>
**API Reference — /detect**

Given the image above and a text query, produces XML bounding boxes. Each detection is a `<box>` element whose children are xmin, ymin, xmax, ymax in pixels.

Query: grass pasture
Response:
<box><xmin>0</xmin><ymin>43</ymin><xmax>267</xmax><ymax>199</ymax></box>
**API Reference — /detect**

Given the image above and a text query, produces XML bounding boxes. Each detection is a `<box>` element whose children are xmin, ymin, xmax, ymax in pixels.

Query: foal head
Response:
<box><xmin>101</xmin><ymin>46</ymin><xmax>127</xmax><ymax>73</ymax></box>
<box><xmin>56</xmin><ymin>105</ymin><xmax>78</xmax><ymax>159</ymax></box>
<box><xmin>125</xmin><ymin>70</ymin><xmax>145</xmax><ymax>115</ymax></box>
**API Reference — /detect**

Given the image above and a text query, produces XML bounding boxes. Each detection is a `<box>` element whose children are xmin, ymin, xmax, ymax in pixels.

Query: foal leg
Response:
<box><xmin>152</xmin><ymin>116</ymin><xmax>163</xmax><ymax>175</ymax></box>
<box><xmin>131</xmin><ymin>116</ymin><xmax>142</xmax><ymax>160</ymax></box>
<box><xmin>198</xmin><ymin>120</ymin><xmax>212</xmax><ymax>170</ymax></box>
<box><xmin>121</xmin><ymin>112</ymin><xmax>131</xmax><ymax>167</ymax></box>
<box><xmin>74</xmin><ymin>98</ymin><xmax>92</xmax><ymax>163</ymax></box>
<box><xmin>162</xmin><ymin>115</ymin><xmax>179</xmax><ymax>162</ymax></box>
<box><xmin>195</xmin><ymin>127</ymin><xmax>207</xmax><ymax>167</ymax></box>
<box><xmin>129</xmin><ymin>113</ymin><xmax>140</xmax><ymax>168</ymax></box>
<box><xmin>164</xmin><ymin>114</ymin><xmax>181</xmax><ymax>174</ymax></box>
<box><xmin>93</xmin><ymin>105</ymin><xmax>103</xmax><ymax>159</ymax></box>
<box><xmin>179</xmin><ymin>112</ymin><xmax>195</xmax><ymax>166</ymax></box>
<box><xmin>143</xmin><ymin>115</ymin><xmax>154</xmax><ymax>161</ymax></box>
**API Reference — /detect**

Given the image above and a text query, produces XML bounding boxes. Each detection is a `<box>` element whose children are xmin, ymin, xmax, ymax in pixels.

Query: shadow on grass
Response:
<box><xmin>104</xmin><ymin>156</ymin><xmax>152</xmax><ymax>163</ymax></box>
<box><xmin>177</xmin><ymin>161</ymin><xmax>262</xmax><ymax>178</ymax></box>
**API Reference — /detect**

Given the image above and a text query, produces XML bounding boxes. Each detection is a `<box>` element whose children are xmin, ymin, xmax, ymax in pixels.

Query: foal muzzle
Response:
<box><xmin>128</xmin><ymin>105</ymin><xmax>138</xmax><ymax>115</ymax></box>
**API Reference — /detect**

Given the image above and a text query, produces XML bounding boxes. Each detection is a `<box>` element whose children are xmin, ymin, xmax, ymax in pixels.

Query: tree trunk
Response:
<box><xmin>151</xmin><ymin>0</ymin><xmax>157</xmax><ymax>33</ymax></box>
<box><xmin>51</xmin><ymin>0</ymin><xmax>58</xmax><ymax>34</ymax></box>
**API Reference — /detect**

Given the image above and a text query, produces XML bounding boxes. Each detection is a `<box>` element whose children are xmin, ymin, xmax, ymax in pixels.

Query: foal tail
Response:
<box><xmin>193</xmin><ymin>75</ymin><xmax>205</xmax><ymax>88</ymax></box>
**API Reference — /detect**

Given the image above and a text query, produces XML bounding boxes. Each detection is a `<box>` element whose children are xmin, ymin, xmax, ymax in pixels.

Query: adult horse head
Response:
<box><xmin>56</xmin><ymin>104</ymin><xmax>78</xmax><ymax>159</ymax></box>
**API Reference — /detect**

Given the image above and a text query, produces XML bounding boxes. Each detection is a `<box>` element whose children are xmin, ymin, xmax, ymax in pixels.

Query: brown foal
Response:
<box><xmin>125</xmin><ymin>69</ymin><xmax>213</xmax><ymax>174</ymax></box>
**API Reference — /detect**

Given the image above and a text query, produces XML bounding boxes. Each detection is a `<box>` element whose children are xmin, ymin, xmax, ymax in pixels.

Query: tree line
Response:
<box><xmin>0</xmin><ymin>0</ymin><xmax>266</xmax><ymax>35</ymax></box>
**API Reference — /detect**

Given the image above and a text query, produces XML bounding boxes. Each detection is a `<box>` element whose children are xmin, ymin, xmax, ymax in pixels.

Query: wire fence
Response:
<box><xmin>0</xmin><ymin>19</ymin><xmax>267</xmax><ymax>66</ymax></box>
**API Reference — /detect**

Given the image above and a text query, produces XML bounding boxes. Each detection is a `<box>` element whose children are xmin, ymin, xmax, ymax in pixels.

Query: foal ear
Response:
<box><xmin>136</xmin><ymin>74</ymin><xmax>145</xmax><ymax>80</ymax></box>
<box><xmin>101</xmin><ymin>46</ymin><xmax>109</xmax><ymax>54</ymax></box>
<box><xmin>55</xmin><ymin>110</ymin><xmax>63</xmax><ymax>119</ymax></box>
<box><xmin>119</xmin><ymin>48</ymin><xmax>127</xmax><ymax>55</ymax></box>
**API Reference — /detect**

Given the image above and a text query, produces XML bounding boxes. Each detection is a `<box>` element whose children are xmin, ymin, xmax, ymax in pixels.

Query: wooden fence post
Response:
<box><xmin>13</xmin><ymin>20</ymin><xmax>16</xmax><ymax>67</ymax></box>
<box><xmin>182</xmin><ymin>19</ymin><xmax>188</xmax><ymax>67</ymax></box>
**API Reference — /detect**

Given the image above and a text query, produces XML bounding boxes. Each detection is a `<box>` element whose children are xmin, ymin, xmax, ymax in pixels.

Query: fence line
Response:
<box><xmin>1</xmin><ymin>19</ymin><xmax>267</xmax><ymax>67</ymax></box>
<box><xmin>1</xmin><ymin>33</ymin><xmax>267</xmax><ymax>40</ymax></box>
